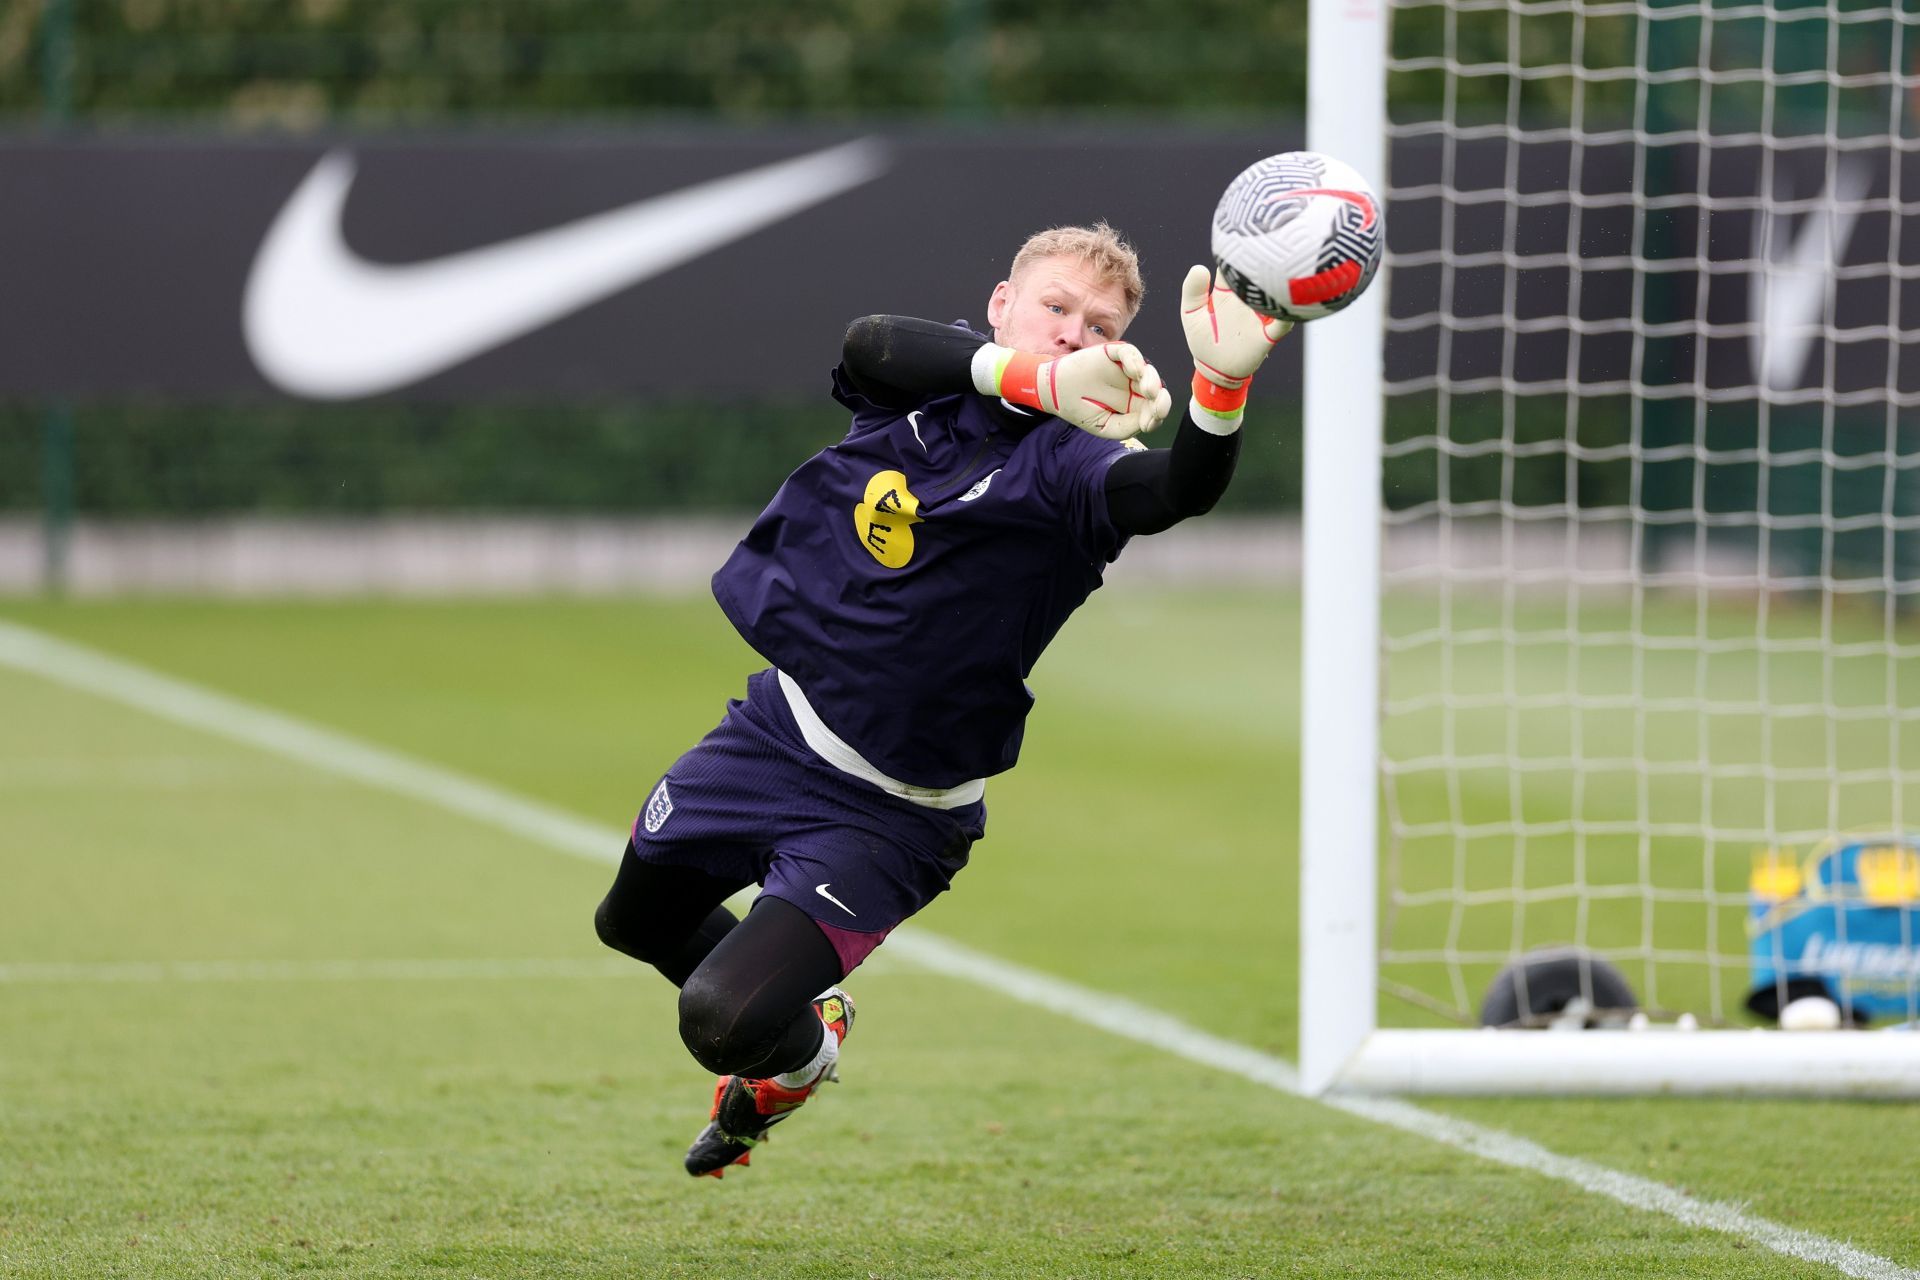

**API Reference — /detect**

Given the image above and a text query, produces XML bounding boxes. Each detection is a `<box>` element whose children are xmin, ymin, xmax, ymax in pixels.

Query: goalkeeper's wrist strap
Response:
<box><xmin>1187</xmin><ymin>400</ymin><xmax>1243</xmax><ymax>436</ymax></box>
<box><xmin>971</xmin><ymin>343</ymin><xmax>1048</xmax><ymax>410</ymax></box>
<box><xmin>1191</xmin><ymin>369</ymin><xmax>1250</xmax><ymax>419</ymax></box>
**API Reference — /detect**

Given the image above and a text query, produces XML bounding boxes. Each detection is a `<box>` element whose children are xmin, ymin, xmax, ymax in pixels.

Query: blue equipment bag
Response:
<box><xmin>1747</xmin><ymin>836</ymin><xmax>1920</xmax><ymax>1025</ymax></box>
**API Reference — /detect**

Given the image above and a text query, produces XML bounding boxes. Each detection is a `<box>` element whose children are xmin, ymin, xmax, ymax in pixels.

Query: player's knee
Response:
<box><xmin>677</xmin><ymin>973</ymin><xmax>762</xmax><ymax>1075</ymax></box>
<box><xmin>593</xmin><ymin>891</ymin><xmax>652</xmax><ymax>962</ymax></box>
<box><xmin>592</xmin><ymin>891</ymin><xmax>623</xmax><ymax>949</ymax></box>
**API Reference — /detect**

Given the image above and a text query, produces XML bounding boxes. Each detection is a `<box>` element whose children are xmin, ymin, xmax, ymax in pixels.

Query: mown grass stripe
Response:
<box><xmin>0</xmin><ymin>957</ymin><xmax>641</xmax><ymax>983</ymax></box>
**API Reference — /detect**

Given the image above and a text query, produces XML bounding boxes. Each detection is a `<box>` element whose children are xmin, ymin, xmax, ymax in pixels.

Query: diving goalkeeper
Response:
<box><xmin>593</xmin><ymin>222</ymin><xmax>1290</xmax><ymax>1177</ymax></box>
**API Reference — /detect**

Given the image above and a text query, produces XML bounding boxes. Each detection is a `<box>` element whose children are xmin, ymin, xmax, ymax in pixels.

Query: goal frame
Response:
<box><xmin>1296</xmin><ymin>0</ymin><xmax>1920</xmax><ymax>1097</ymax></box>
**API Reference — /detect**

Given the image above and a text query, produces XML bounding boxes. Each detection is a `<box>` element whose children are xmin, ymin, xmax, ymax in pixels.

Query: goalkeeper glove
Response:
<box><xmin>970</xmin><ymin>341</ymin><xmax>1174</xmax><ymax>441</ymax></box>
<box><xmin>1180</xmin><ymin>264</ymin><xmax>1292</xmax><ymax>426</ymax></box>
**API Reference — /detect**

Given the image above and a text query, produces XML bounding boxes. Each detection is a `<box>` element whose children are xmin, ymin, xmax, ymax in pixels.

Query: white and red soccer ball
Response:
<box><xmin>1211</xmin><ymin>151</ymin><xmax>1383</xmax><ymax>323</ymax></box>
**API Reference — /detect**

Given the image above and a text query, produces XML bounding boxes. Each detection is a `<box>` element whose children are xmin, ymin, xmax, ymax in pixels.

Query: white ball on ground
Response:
<box><xmin>1779</xmin><ymin>995</ymin><xmax>1843</xmax><ymax>1030</ymax></box>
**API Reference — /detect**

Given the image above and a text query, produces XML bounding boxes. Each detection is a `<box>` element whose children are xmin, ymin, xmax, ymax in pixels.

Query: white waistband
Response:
<box><xmin>775</xmin><ymin>669</ymin><xmax>986</xmax><ymax>811</ymax></box>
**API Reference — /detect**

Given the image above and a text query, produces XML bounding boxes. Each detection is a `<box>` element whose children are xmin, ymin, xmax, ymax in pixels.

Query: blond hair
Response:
<box><xmin>1007</xmin><ymin>222</ymin><xmax>1145</xmax><ymax>322</ymax></box>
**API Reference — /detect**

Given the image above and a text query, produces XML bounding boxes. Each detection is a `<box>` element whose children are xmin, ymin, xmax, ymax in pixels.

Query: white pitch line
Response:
<box><xmin>2</xmin><ymin>617</ymin><xmax>1910</xmax><ymax>1280</ymax></box>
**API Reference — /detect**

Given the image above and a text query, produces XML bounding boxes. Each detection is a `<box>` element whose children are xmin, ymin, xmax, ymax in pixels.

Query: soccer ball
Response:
<box><xmin>1211</xmin><ymin>151</ymin><xmax>1384</xmax><ymax>323</ymax></box>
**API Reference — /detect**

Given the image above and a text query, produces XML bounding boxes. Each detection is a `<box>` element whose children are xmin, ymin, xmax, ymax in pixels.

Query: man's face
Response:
<box><xmin>986</xmin><ymin>255</ymin><xmax>1129</xmax><ymax>356</ymax></box>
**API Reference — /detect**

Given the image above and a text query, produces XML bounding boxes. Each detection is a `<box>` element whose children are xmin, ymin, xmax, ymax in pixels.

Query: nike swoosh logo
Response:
<box><xmin>1748</xmin><ymin>154</ymin><xmax>1870</xmax><ymax>392</ymax></box>
<box><xmin>243</xmin><ymin>138</ymin><xmax>889</xmax><ymax>400</ymax></box>
<box><xmin>814</xmin><ymin>883</ymin><xmax>857</xmax><ymax>917</ymax></box>
<box><xmin>908</xmin><ymin>411</ymin><xmax>928</xmax><ymax>454</ymax></box>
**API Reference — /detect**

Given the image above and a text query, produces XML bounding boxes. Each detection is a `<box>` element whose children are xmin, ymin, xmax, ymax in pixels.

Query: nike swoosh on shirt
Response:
<box><xmin>243</xmin><ymin>138</ymin><xmax>889</xmax><ymax>400</ymax></box>
<box><xmin>815</xmin><ymin>883</ymin><xmax>857</xmax><ymax>917</ymax></box>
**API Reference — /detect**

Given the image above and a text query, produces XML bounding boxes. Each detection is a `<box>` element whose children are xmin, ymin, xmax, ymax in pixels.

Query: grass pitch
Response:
<box><xmin>2</xmin><ymin>590</ymin><xmax>1917</xmax><ymax>1279</ymax></box>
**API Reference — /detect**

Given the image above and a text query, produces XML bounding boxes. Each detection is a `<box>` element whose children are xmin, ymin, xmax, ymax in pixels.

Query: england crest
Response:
<box><xmin>643</xmin><ymin>779</ymin><xmax>673</xmax><ymax>834</ymax></box>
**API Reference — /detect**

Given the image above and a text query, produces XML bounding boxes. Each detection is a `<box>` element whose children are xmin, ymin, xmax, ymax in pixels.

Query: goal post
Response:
<box><xmin>1300</xmin><ymin>0</ymin><xmax>1390</xmax><ymax>1097</ymax></box>
<box><xmin>1299</xmin><ymin>0</ymin><xmax>1920</xmax><ymax>1095</ymax></box>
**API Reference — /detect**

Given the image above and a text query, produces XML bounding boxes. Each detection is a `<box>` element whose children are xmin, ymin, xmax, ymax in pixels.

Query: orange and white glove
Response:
<box><xmin>971</xmin><ymin>340</ymin><xmax>1174</xmax><ymax>441</ymax></box>
<box><xmin>1180</xmin><ymin>264</ymin><xmax>1293</xmax><ymax>429</ymax></box>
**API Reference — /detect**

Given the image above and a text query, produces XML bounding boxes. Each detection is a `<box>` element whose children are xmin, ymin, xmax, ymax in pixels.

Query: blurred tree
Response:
<box><xmin>28</xmin><ymin>0</ymin><xmax>1324</xmax><ymax>123</ymax></box>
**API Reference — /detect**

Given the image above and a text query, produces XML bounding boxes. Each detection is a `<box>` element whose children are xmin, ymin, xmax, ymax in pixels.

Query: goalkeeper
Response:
<box><xmin>593</xmin><ymin>223</ymin><xmax>1290</xmax><ymax>1178</ymax></box>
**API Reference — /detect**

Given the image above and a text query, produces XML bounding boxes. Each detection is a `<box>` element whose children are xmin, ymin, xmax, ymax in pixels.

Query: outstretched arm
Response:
<box><xmin>1104</xmin><ymin>410</ymin><xmax>1242</xmax><ymax>534</ymax></box>
<box><xmin>840</xmin><ymin>315</ymin><xmax>982</xmax><ymax>406</ymax></box>
<box><xmin>1104</xmin><ymin>266</ymin><xmax>1293</xmax><ymax>536</ymax></box>
<box><xmin>842</xmin><ymin>315</ymin><xmax>1172</xmax><ymax>440</ymax></box>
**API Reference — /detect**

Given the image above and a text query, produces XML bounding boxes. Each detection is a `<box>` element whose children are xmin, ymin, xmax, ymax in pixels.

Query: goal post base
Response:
<box><xmin>1315</xmin><ymin>1030</ymin><xmax>1920</xmax><ymax>1098</ymax></box>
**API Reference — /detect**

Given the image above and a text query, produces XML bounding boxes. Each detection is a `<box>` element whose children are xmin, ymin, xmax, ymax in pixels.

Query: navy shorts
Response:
<box><xmin>629</xmin><ymin>668</ymin><xmax>986</xmax><ymax>973</ymax></box>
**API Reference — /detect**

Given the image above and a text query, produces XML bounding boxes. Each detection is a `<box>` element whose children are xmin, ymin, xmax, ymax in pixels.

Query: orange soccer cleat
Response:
<box><xmin>684</xmin><ymin>987</ymin><xmax>855</xmax><ymax>1179</ymax></box>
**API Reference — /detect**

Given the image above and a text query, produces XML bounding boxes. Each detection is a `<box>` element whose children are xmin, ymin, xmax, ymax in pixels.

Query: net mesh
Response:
<box><xmin>1376</xmin><ymin>0</ymin><xmax>1920</xmax><ymax>1025</ymax></box>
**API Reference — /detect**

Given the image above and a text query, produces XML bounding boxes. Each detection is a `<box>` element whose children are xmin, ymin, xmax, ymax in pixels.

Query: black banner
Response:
<box><xmin>4</xmin><ymin>126</ymin><xmax>1915</xmax><ymax>403</ymax></box>
<box><xmin>1</xmin><ymin>129</ymin><xmax>1295</xmax><ymax>401</ymax></box>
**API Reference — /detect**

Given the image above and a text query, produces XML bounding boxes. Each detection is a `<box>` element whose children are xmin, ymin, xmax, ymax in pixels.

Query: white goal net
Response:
<box><xmin>1302</xmin><ymin>0</ymin><xmax>1920</xmax><ymax>1090</ymax></box>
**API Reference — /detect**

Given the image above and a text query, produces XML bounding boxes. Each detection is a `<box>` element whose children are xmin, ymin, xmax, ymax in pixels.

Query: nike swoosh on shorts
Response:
<box><xmin>243</xmin><ymin>138</ymin><xmax>889</xmax><ymax>400</ymax></box>
<box><xmin>814</xmin><ymin>884</ymin><xmax>857</xmax><ymax>917</ymax></box>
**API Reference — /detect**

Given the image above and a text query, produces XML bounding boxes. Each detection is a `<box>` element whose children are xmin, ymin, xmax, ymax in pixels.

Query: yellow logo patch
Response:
<box><xmin>1750</xmin><ymin>849</ymin><xmax>1803</xmax><ymax>901</ymax></box>
<box><xmin>1857</xmin><ymin>845</ymin><xmax>1920</xmax><ymax>904</ymax></box>
<box><xmin>855</xmin><ymin>469</ymin><xmax>922</xmax><ymax>568</ymax></box>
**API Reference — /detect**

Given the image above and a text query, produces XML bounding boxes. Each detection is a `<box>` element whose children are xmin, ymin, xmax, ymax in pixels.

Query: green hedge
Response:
<box><xmin>0</xmin><ymin>400</ymin><xmax>1307</xmax><ymax>515</ymax></box>
<box><xmin>0</xmin><ymin>396</ymin><xmax>1657</xmax><ymax>518</ymax></box>
<box><xmin>8</xmin><ymin>400</ymin><xmax>1912</xmax><ymax>565</ymax></box>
